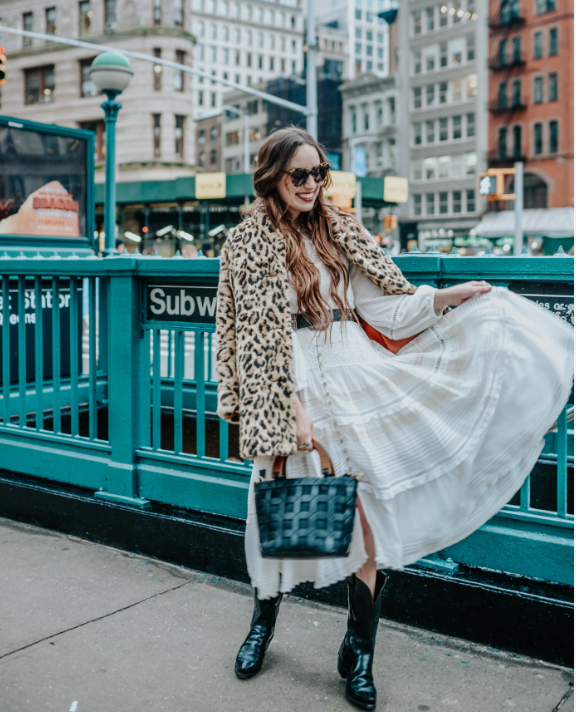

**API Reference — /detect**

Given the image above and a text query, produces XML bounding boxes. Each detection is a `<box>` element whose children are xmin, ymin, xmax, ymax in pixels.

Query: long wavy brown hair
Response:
<box><xmin>244</xmin><ymin>127</ymin><xmax>358</xmax><ymax>332</ymax></box>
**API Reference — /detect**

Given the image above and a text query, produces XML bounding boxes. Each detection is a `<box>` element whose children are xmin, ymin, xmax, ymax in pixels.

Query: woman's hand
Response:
<box><xmin>434</xmin><ymin>281</ymin><xmax>492</xmax><ymax>310</ymax></box>
<box><xmin>295</xmin><ymin>392</ymin><xmax>315</xmax><ymax>452</ymax></box>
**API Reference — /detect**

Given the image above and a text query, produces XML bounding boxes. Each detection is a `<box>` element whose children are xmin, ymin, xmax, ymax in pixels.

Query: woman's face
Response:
<box><xmin>276</xmin><ymin>144</ymin><xmax>323</xmax><ymax>217</ymax></box>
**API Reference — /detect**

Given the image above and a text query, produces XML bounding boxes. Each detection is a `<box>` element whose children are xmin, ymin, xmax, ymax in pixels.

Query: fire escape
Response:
<box><xmin>487</xmin><ymin>1</ymin><xmax>527</xmax><ymax>168</ymax></box>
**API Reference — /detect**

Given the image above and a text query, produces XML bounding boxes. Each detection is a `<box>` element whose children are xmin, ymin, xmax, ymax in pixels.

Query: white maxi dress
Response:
<box><xmin>244</xmin><ymin>238</ymin><xmax>574</xmax><ymax>599</ymax></box>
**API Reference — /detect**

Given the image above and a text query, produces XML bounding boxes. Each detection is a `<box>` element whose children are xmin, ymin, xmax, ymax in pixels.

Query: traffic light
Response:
<box><xmin>0</xmin><ymin>46</ymin><xmax>6</xmax><ymax>87</ymax></box>
<box><xmin>478</xmin><ymin>168</ymin><xmax>516</xmax><ymax>201</ymax></box>
<box><xmin>383</xmin><ymin>215</ymin><xmax>398</xmax><ymax>231</ymax></box>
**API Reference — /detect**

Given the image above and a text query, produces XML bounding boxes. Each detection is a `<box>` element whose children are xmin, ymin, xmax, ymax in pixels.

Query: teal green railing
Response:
<box><xmin>0</xmin><ymin>249</ymin><xmax>573</xmax><ymax>583</ymax></box>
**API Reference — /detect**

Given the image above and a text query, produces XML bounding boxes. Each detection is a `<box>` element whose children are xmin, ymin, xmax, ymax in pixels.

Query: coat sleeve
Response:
<box><xmin>215</xmin><ymin>237</ymin><xmax>240</xmax><ymax>423</ymax></box>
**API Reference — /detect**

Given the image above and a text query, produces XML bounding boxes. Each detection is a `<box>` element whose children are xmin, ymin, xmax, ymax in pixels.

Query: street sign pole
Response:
<box><xmin>514</xmin><ymin>161</ymin><xmax>524</xmax><ymax>256</ymax></box>
<box><xmin>306</xmin><ymin>0</ymin><xmax>318</xmax><ymax>139</ymax></box>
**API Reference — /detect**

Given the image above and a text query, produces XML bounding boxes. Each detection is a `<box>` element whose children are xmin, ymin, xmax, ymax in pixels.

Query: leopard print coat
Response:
<box><xmin>215</xmin><ymin>207</ymin><xmax>417</xmax><ymax>460</ymax></box>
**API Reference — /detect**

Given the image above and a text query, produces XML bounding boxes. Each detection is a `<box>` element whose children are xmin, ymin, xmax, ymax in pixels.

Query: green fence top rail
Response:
<box><xmin>0</xmin><ymin>251</ymin><xmax>573</xmax><ymax>282</ymax></box>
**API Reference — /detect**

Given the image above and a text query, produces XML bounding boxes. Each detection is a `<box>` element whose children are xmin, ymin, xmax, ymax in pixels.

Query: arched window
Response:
<box><xmin>500</xmin><ymin>0</ymin><xmax>520</xmax><ymax>24</ymax></box>
<box><xmin>523</xmin><ymin>173</ymin><xmax>548</xmax><ymax>209</ymax></box>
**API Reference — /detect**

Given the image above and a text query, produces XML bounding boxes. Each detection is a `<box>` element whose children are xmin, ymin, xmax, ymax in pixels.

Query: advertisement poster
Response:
<box><xmin>0</xmin><ymin>124</ymin><xmax>87</xmax><ymax>238</ymax></box>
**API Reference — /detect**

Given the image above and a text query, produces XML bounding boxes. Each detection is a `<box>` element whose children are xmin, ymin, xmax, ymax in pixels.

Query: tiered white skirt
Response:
<box><xmin>245</xmin><ymin>288</ymin><xmax>574</xmax><ymax>599</ymax></box>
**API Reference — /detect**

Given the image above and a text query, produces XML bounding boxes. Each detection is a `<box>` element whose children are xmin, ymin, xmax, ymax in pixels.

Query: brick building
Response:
<box><xmin>487</xmin><ymin>0</ymin><xmax>574</xmax><ymax>209</ymax></box>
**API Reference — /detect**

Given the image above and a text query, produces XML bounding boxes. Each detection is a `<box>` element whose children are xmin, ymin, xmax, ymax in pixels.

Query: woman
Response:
<box><xmin>215</xmin><ymin>128</ymin><xmax>573</xmax><ymax>710</ymax></box>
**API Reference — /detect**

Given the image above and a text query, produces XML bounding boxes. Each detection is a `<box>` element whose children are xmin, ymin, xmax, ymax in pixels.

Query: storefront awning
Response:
<box><xmin>474</xmin><ymin>208</ymin><xmax>574</xmax><ymax>239</ymax></box>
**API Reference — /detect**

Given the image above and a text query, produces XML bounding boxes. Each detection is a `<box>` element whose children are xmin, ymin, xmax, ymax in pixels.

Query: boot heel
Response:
<box><xmin>337</xmin><ymin>654</ymin><xmax>348</xmax><ymax>679</ymax></box>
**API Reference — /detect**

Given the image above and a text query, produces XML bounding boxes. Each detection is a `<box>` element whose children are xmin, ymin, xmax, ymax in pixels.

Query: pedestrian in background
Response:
<box><xmin>215</xmin><ymin>127</ymin><xmax>573</xmax><ymax>710</ymax></box>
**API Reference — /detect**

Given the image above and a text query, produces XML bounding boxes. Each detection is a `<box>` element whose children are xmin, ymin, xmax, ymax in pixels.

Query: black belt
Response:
<box><xmin>292</xmin><ymin>309</ymin><xmax>355</xmax><ymax>331</ymax></box>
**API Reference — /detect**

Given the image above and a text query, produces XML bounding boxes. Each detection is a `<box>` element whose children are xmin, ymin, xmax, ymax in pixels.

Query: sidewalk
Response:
<box><xmin>1</xmin><ymin>517</ymin><xmax>573</xmax><ymax>712</ymax></box>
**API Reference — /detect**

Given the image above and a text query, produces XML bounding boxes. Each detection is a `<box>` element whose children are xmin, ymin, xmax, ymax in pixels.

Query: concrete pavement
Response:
<box><xmin>0</xmin><ymin>516</ymin><xmax>573</xmax><ymax>712</ymax></box>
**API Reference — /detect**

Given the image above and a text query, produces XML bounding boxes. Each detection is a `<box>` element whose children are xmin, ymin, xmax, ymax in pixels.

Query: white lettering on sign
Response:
<box><xmin>150</xmin><ymin>288</ymin><xmax>166</xmax><ymax>314</ymax></box>
<box><xmin>181</xmin><ymin>290</ymin><xmax>196</xmax><ymax>316</ymax></box>
<box><xmin>196</xmin><ymin>296</ymin><xmax>217</xmax><ymax>317</ymax></box>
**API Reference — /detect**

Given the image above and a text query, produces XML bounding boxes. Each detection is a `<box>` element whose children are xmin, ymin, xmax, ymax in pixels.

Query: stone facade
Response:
<box><xmin>0</xmin><ymin>0</ymin><xmax>197</xmax><ymax>183</ymax></box>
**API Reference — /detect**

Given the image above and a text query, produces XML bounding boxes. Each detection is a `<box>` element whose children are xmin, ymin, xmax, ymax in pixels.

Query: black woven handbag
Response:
<box><xmin>254</xmin><ymin>440</ymin><xmax>358</xmax><ymax>559</ymax></box>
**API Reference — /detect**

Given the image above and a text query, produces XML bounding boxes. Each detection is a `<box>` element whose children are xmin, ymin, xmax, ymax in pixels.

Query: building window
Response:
<box><xmin>25</xmin><ymin>66</ymin><xmax>55</xmax><ymax>104</ymax></box>
<box><xmin>153</xmin><ymin>48</ymin><xmax>162</xmax><ymax>91</ymax></box>
<box><xmin>534</xmin><ymin>32</ymin><xmax>542</xmax><ymax>59</ymax></box>
<box><xmin>439</xmin><ymin>82</ymin><xmax>448</xmax><ymax>103</ymax></box>
<box><xmin>79</xmin><ymin>120</ymin><xmax>105</xmax><ymax>162</ymax></box>
<box><xmin>426</xmin><ymin>120</ymin><xmax>435</xmax><ymax>143</ymax></box>
<box><xmin>549</xmin><ymin>120</ymin><xmax>558</xmax><ymax>153</ymax></box>
<box><xmin>174</xmin><ymin>0</ymin><xmax>183</xmax><ymax>26</ymax></box>
<box><xmin>413</xmin><ymin>87</ymin><xmax>422</xmax><ymax>109</ymax></box>
<box><xmin>426</xmin><ymin>193</ymin><xmax>435</xmax><ymax>215</ymax></box>
<box><xmin>425</xmin><ymin>47</ymin><xmax>435</xmax><ymax>71</ymax></box>
<box><xmin>440</xmin><ymin>42</ymin><xmax>448</xmax><ymax>68</ymax></box>
<box><xmin>153</xmin><ymin>114</ymin><xmax>161</xmax><ymax>157</ymax></box>
<box><xmin>501</xmin><ymin>0</ymin><xmax>520</xmax><ymax>23</ymax></box>
<box><xmin>498</xmin><ymin>127</ymin><xmax>507</xmax><ymax>158</ymax></box>
<box><xmin>199</xmin><ymin>151</ymin><xmax>205</xmax><ymax>168</ymax></box>
<box><xmin>414</xmin><ymin>194</ymin><xmax>422</xmax><ymax>216</ymax></box>
<box><xmin>79</xmin><ymin>1</ymin><xmax>92</xmax><ymax>36</ymax></box>
<box><xmin>513</xmin><ymin>125</ymin><xmax>522</xmax><ymax>157</ymax></box>
<box><xmin>498</xmin><ymin>82</ymin><xmax>507</xmax><ymax>109</ymax></box>
<box><xmin>466</xmin><ymin>74</ymin><xmax>478</xmax><ymax>97</ymax></box>
<box><xmin>174</xmin><ymin>50</ymin><xmax>185</xmax><ymax>91</ymax></box>
<box><xmin>198</xmin><ymin>129</ymin><xmax>205</xmax><ymax>144</ymax></box>
<box><xmin>549</xmin><ymin>72</ymin><xmax>558</xmax><ymax>101</ymax></box>
<box><xmin>413</xmin><ymin>159</ymin><xmax>423</xmax><ymax>180</ymax></box>
<box><xmin>498</xmin><ymin>39</ymin><xmax>507</xmax><ymax>66</ymax></box>
<box><xmin>351</xmin><ymin>108</ymin><xmax>357</xmax><ymax>133</ymax></box>
<box><xmin>105</xmin><ymin>0</ymin><xmax>116</xmax><ymax>31</ymax></box>
<box><xmin>466</xmin><ymin>112</ymin><xmax>475</xmax><ymax>137</ymax></box>
<box><xmin>153</xmin><ymin>0</ymin><xmax>162</xmax><ymax>24</ymax></box>
<box><xmin>512</xmin><ymin>79</ymin><xmax>521</xmax><ymax>106</ymax></box>
<box><xmin>80</xmin><ymin>58</ymin><xmax>98</xmax><ymax>97</ymax></box>
<box><xmin>467</xmin><ymin>35</ymin><xmax>475</xmax><ymax>61</ymax></box>
<box><xmin>23</xmin><ymin>12</ymin><xmax>33</xmax><ymax>47</ymax></box>
<box><xmin>549</xmin><ymin>28</ymin><xmax>558</xmax><ymax>55</ymax></box>
<box><xmin>413</xmin><ymin>123</ymin><xmax>422</xmax><ymax>145</ymax></box>
<box><xmin>439</xmin><ymin>117</ymin><xmax>448</xmax><ymax>141</ymax></box>
<box><xmin>534</xmin><ymin>123</ymin><xmax>542</xmax><ymax>154</ymax></box>
<box><xmin>375</xmin><ymin>102</ymin><xmax>383</xmax><ymax>126</ymax></box>
<box><xmin>210</xmin><ymin>148</ymin><xmax>217</xmax><ymax>165</ymax></box>
<box><xmin>453</xmin><ymin>191</ymin><xmax>462</xmax><ymax>213</ymax></box>
<box><xmin>534</xmin><ymin>76</ymin><xmax>543</xmax><ymax>104</ymax></box>
<box><xmin>226</xmin><ymin>130</ymin><xmax>241</xmax><ymax>146</ymax></box>
<box><xmin>413</xmin><ymin>50</ymin><xmax>421</xmax><ymax>74</ymax></box>
<box><xmin>413</xmin><ymin>10</ymin><xmax>422</xmax><ymax>34</ymax></box>
<box><xmin>210</xmin><ymin>126</ymin><xmax>218</xmax><ymax>140</ymax></box>
<box><xmin>439</xmin><ymin>192</ymin><xmax>448</xmax><ymax>214</ymax></box>
<box><xmin>387</xmin><ymin>98</ymin><xmax>396</xmax><ymax>124</ymax></box>
<box><xmin>175</xmin><ymin>115</ymin><xmax>184</xmax><ymax>157</ymax></box>
<box><xmin>536</xmin><ymin>0</ymin><xmax>556</xmax><ymax>14</ymax></box>
<box><xmin>439</xmin><ymin>156</ymin><xmax>449</xmax><ymax>178</ymax></box>
<box><xmin>465</xmin><ymin>153</ymin><xmax>477</xmax><ymax>175</ymax></box>
<box><xmin>453</xmin><ymin>0</ymin><xmax>462</xmax><ymax>22</ymax></box>
<box><xmin>452</xmin><ymin>77</ymin><xmax>463</xmax><ymax>101</ymax></box>
<box><xmin>45</xmin><ymin>7</ymin><xmax>56</xmax><ymax>34</ymax></box>
<box><xmin>426</xmin><ymin>7</ymin><xmax>435</xmax><ymax>30</ymax></box>
<box><xmin>512</xmin><ymin>36</ymin><xmax>521</xmax><ymax>62</ymax></box>
<box><xmin>426</xmin><ymin>84</ymin><xmax>435</xmax><ymax>106</ymax></box>
<box><xmin>440</xmin><ymin>4</ymin><xmax>448</xmax><ymax>26</ymax></box>
<box><xmin>425</xmin><ymin>157</ymin><xmax>436</xmax><ymax>179</ymax></box>
<box><xmin>466</xmin><ymin>189</ymin><xmax>475</xmax><ymax>212</ymax></box>
<box><xmin>453</xmin><ymin>115</ymin><xmax>462</xmax><ymax>139</ymax></box>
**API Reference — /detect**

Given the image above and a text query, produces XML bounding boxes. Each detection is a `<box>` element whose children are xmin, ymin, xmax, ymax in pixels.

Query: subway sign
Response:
<box><xmin>146</xmin><ymin>284</ymin><xmax>217</xmax><ymax>324</ymax></box>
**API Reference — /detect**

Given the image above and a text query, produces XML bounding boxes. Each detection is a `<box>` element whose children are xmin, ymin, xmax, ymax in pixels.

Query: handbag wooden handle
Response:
<box><xmin>272</xmin><ymin>439</ymin><xmax>335</xmax><ymax>481</ymax></box>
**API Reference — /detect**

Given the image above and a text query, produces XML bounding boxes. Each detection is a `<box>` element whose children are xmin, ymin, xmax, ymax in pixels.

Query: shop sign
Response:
<box><xmin>384</xmin><ymin>176</ymin><xmax>408</xmax><ymax>203</ymax></box>
<box><xmin>195</xmin><ymin>173</ymin><xmax>226</xmax><ymax>200</ymax></box>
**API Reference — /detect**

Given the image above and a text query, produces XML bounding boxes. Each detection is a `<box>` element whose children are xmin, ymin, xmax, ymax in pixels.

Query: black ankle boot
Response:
<box><xmin>235</xmin><ymin>590</ymin><xmax>283</xmax><ymax>679</ymax></box>
<box><xmin>337</xmin><ymin>572</ymin><xmax>387</xmax><ymax>710</ymax></box>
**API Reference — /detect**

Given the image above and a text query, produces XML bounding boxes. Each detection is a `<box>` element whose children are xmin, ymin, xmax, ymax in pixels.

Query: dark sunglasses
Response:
<box><xmin>284</xmin><ymin>162</ymin><xmax>330</xmax><ymax>187</ymax></box>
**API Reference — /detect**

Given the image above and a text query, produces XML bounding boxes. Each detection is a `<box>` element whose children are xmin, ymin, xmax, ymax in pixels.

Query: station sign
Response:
<box><xmin>146</xmin><ymin>284</ymin><xmax>217</xmax><ymax>324</ymax></box>
<box><xmin>195</xmin><ymin>172</ymin><xmax>226</xmax><ymax>200</ymax></box>
<box><xmin>384</xmin><ymin>176</ymin><xmax>408</xmax><ymax>203</ymax></box>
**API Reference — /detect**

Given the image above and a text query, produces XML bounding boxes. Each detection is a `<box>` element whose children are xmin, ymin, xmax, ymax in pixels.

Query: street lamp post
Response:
<box><xmin>89</xmin><ymin>52</ymin><xmax>134</xmax><ymax>253</ymax></box>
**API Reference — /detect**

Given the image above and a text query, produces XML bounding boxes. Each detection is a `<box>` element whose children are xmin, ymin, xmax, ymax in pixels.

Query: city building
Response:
<box><xmin>316</xmin><ymin>0</ymin><xmax>390</xmax><ymax>77</ymax></box>
<box><xmin>396</xmin><ymin>0</ymin><xmax>489</xmax><ymax>252</ymax></box>
<box><xmin>479</xmin><ymin>0</ymin><xmax>574</xmax><ymax>252</ymax></box>
<box><xmin>195</xmin><ymin>109</ymin><xmax>223</xmax><ymax>172</ymax></box>
<box><xmin>0</xmin><ymin>0</ymin><xmax>197</xmax><ymax>184</ymax></box>
<box><xmin>189</xmin><ymin>0</ymin><xmax>304</xmax><ymax>124</ymax></box>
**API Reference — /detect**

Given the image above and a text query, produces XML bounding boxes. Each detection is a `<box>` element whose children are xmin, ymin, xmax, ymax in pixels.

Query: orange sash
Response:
<box><xmin>359</xmin><ymin>317</ymin><xmax>419</xmax><ymax>355</ymax></box>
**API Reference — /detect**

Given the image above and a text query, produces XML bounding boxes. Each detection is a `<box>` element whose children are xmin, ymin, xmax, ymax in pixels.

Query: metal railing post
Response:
<box><xmin>95</xmin><ymin>262</ymin><xmax>150</xmax><ymax>507</ymax></box>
